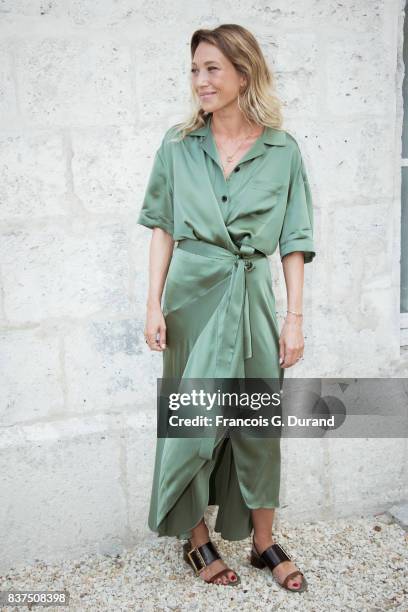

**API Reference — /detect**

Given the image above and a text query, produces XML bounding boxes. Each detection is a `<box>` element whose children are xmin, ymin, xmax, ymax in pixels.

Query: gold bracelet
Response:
<box><xmin>286</xmin><ymin>310</ymin><xmax>303</xmax><ymax>317</ymax></box>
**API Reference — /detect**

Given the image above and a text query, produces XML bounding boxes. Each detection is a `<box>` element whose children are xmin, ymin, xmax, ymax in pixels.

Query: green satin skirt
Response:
<box><xmin>147</xmin><ymin>238</ymin><xmax>284</xmax><ymax>541</ymax></box>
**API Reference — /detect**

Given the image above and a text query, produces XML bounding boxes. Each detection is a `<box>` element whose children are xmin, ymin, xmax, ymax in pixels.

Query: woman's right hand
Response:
<box><xmin>144</xmin><ymin>303</ymin><xmax>167</xmax><ymax>351</ymax></box>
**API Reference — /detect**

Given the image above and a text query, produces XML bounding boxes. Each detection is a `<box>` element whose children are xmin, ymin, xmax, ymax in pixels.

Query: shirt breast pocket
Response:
<box><xmin>246</xmin><ymin>180</ymin><xmax>284</xmax><ymax>211</ymax></box>
<box><xmin>249</xmin><ymin>180</ymin><xmax>284</xmax><ymax>195</ymax></box>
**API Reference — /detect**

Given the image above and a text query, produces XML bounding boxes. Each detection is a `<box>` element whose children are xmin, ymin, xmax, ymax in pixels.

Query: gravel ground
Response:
<box><xmin>1</xmin><ymin>513</ymin><xmax>407</xmax><ymax>612</ymax></box>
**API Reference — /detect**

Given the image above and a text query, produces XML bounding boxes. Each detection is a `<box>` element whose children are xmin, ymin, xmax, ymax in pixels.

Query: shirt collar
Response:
<box><xmin>187</xmin><ymin>115</ymin><xmax>286</xmax><ymax>146</ymax></box>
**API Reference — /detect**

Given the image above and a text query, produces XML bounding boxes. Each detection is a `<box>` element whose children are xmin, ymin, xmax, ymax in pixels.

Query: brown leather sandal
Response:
<box><xmin>249</xmin><ymin>534</ymin><xmax>308</xmax><ymax>593</ymax></box>
<box><xmin>183</xmin><ymin>539</ymin><xmax>241</xmax><ymax>586</ymax></box>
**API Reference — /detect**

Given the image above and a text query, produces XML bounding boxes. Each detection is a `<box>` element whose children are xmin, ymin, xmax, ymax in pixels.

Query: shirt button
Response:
<box><xmin>221</xmin><ymin>195</ymin><xmax>228</xmax><ymax>202</ymax></box>
<box><xmin>234</xmin><ymin>166</ymin><xmax>240</xmax><ymax>172</ymax></box>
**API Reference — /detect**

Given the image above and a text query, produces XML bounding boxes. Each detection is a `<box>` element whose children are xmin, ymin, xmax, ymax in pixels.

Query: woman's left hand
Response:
<box><xmin>279</xmin><ymin>315</ymin><xmax>304</xmax><ymax>368</ymax></box>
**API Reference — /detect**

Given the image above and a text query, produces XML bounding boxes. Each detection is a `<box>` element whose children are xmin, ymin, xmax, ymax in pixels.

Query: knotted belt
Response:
<box><xmin>177</xmin><ymin>239</ymin><xmax>266</xmax><ymax>365</ymax></box>
<box><xmin>176</xmin><ymin>238</ymin><xmax>267</xmax><ymax>460</ymax></box>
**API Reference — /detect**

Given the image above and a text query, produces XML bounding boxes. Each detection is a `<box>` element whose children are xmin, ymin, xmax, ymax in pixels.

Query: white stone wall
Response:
<box><xmin>0</xmin><ymin>1</ymin><xmax>407</xmax><ymax>572</ymax></box>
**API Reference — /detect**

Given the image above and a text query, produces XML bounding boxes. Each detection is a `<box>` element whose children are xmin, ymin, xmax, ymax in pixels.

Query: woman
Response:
<box><xmin>138</xmin><ymin>24</ymin><xmax>316</xmax><ymax>591</ymax></box>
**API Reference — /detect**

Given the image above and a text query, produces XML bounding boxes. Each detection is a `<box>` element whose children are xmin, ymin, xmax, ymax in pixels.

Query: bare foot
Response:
<box><xmin>253</xmin><ymin>535</ymin><xmax>304</xmax><ymax>590</ymax></box>
<box><xmin>189</xmin><ymin>537</ymin><xmax>238</xmax><ymax>586</ymax></box>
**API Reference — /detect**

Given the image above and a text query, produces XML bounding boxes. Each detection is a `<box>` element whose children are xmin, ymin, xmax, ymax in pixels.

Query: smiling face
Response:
<box><xmin>191</xmin><ymin>41</ymin><xmax>247</xmax><ymax>113</ymax></box>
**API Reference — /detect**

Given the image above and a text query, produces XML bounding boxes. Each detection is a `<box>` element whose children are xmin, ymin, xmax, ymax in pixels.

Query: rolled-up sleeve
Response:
<box><xmin>137</xmin><ymin>144</ymin><xmax>174</xmax><ymax>236</ymax></box>
<box><xmin>279</xmin><ymin>145</ymin><xmax>316</xmax><ymax>263</ymax></box>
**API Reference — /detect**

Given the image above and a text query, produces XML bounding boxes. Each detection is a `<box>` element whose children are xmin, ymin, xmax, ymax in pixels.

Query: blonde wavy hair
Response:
<box><xmin>169</xmin><ymin>23</ymin><xmax>284</xmax><ymax>142</ymax></box>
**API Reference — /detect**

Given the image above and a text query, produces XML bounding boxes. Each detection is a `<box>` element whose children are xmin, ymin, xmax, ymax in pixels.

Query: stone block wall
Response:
<box><xmin>0</xmin><ymin>0</ymin><xmax>407</xmax><ymax>572</ymax></box>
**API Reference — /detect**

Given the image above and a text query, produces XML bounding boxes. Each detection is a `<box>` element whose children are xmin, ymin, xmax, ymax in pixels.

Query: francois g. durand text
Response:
<box><xmin>168</xmin><ymin>415</ymin><xmax>336</xmax><ymax>428</ymax></box>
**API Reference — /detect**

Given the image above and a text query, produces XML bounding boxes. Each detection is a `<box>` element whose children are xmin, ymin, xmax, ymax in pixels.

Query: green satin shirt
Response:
<box><xmin>137</xmin><ymin>114</ymin><xmax>316</xmax><ymax>264</ymax></box>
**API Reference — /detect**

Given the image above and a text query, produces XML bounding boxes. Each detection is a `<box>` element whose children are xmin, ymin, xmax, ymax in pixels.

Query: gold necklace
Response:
<box><xmin>218</xmin><ymin>129</ymin><xmax>252</xmax><ymax>163</ymax></box>
<box><xmin>212</xmin><ymin>124</ymin><xmax>258</xmax><ymax>170</ymax></box>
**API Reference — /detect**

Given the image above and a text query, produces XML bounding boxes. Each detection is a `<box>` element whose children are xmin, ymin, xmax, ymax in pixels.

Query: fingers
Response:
<box><xmin>144</xmin><ymin>308</ymin><xmax>168</xmax><ymax>351</ymax></box>
<box><xmin>279</xmin><ymin>339</ymin><xmax>285</xmax><ymax>366</ymax></box>
<box><xmin>145</xmin><ymin>333</ymin><xmax>160</xmax><ymax>351</ymax></box>
<box><xmin>159</xmin><ymin>324</ymin><xmax>166</xmax><ymax>350</ymax></box>
<box><xmin>279</xmin><ymin>341</ymin><xmax>304</xmax><ymax>368</ymax></box>
<box><xmin>144</xmin><ymin>327</ymin><xmax>167</xmax><ymax>351</ymax></box>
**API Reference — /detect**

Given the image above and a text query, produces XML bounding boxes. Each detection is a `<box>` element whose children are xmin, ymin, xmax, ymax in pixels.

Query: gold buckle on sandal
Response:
<box><xmin>187</xmin><ymin>546</ymin><xmax>206</xmax><ymax>575</ymax></box>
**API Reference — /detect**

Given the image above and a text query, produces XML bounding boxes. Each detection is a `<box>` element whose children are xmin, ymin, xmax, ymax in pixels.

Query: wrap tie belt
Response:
<box><xmin>176</xmin><ymin>238</ymin><xmax>267</xmax><ymax>460</ymax></box>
